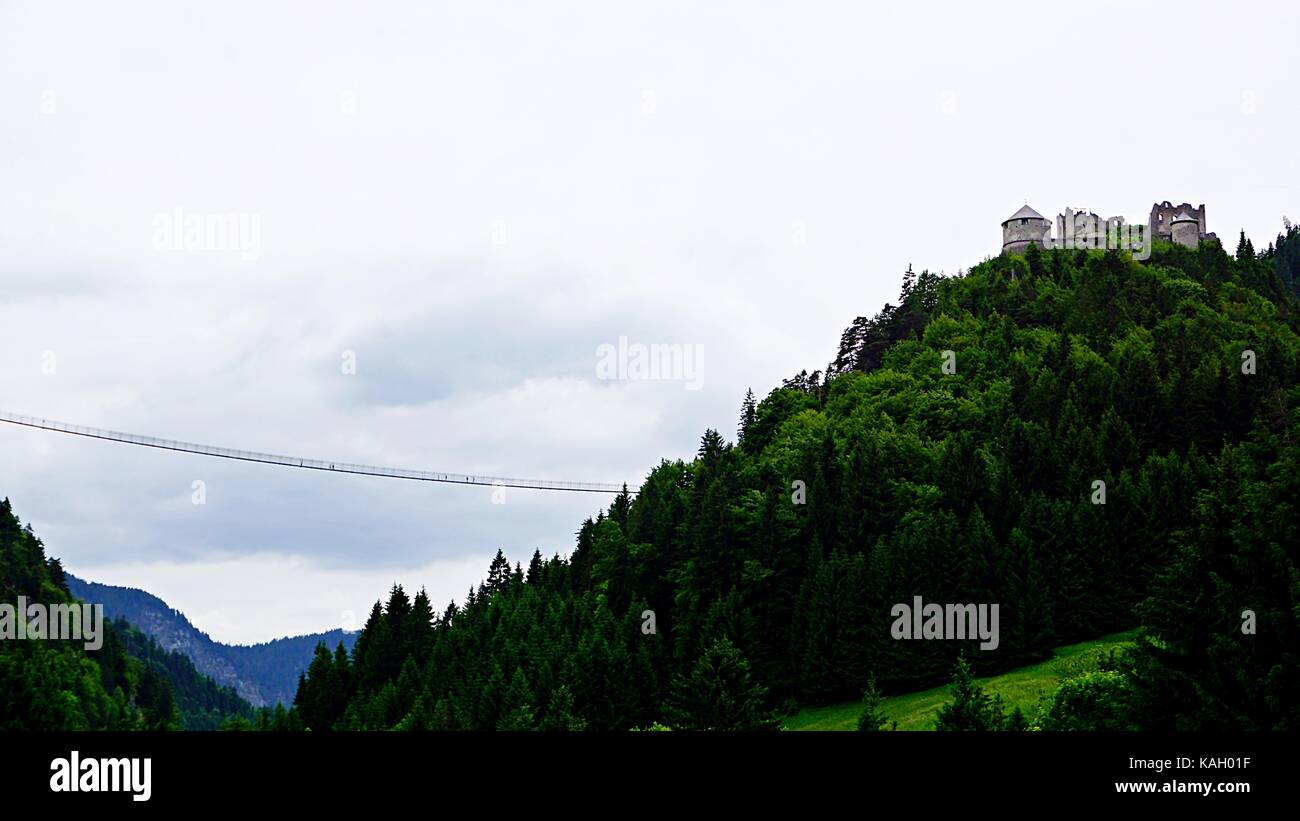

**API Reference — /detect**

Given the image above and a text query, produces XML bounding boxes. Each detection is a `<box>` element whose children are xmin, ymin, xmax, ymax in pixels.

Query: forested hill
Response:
<box><xmin>288</xmin><ymin>238</ymin><xmax>1300</xmax><ymax>731</ymax></box>
<box><xmin>6</xmin><ymin>238</ymin><xmax>1295</xmax><ymax>733</ymax></box>
<box><xmin>0</xmin><ymin>499</ymin><xmax>252</xmax><ymax>730</ymax></box>
<box><xmin>67</xmin><ymin>574</ymin><xmax>357</xmax><ymax>707</ymax></box>
<box><xmin>287</xmin><ymin>236</ymin><xmax>1300</xmax><ymax>731</ymax></box>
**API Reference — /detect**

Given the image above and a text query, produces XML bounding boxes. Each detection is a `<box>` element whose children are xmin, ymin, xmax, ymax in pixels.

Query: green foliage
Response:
<box><xmin>65</xmin><ymin>574</ymin><xmax>357</xmax><ymax>708</ymax></box>
<box><xmin>111</xmin><ymin>617</ymin><xmax>251</xmax><ymax>729</ymax></box>
<box><xmin>934</xmin><ymin>655</ymin><xmax>1018</xmax><ymax>731</ymax></box>
<box><xmin>1039</xmin><ymin>671</ymin><xmax>1136</xmax><ymax>731</ymax></box>
<box><xmin>220</xmin><ymin>233</ymin><xmax>1300</xmax><ymax>731</ymax></box>
<box><xmin>664</xmin><ymin>637</ymin><xmax>779</xmax><ymax>731</ymax></box>
<box><xmin>0</xmin><ymin>498</ymin><xmax>250</xmax><ymax>730</ymax></box>
<box><xmin>856</xmin><ymin>675</ymin><xmax>893</xmax><ymax>731</ymax></box>
<box><xmin>1261</xmin><ymin>219</ymin><xmax>1300</xmax><ymax>298</ymax></box>
<box><xmin>784</xmin><ymin>631</ymin><xmax>1137</xmax><ymax>730</ymax></box>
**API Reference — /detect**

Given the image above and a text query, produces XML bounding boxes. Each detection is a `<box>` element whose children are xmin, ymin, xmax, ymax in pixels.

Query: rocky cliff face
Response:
<box><xmin>67</xmin><ymin>574</ymin><xmax>357</xmax><ymax>707</ymax></box>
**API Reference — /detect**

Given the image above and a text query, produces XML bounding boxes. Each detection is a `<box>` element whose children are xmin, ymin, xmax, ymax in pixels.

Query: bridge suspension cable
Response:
<box><xmin>0</xmin><ymin>410</ymin><xmax>631</xmax><ymax>494</ymax></box>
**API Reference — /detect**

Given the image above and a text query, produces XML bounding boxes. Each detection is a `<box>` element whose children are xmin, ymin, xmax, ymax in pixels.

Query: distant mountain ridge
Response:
<box><xmin>66</xmin><ymin>574</ymin><xmax>357</xmax><ymax>707</ymax></box>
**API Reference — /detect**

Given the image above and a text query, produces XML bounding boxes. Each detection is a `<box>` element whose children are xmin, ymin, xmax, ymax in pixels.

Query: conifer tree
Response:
<box><xmin>486</xmin><ymin>549</ymin><xmax>511</xmax><ymax>595</ymax></box>
<box><xmin>1237</xmin><ymin>229</ymin><xmax>1256</xmax><ymax>261</ymax></box>
<box><xmin>497</xmin><ymin>667</ymin><xmax>536</xmax><ymax>730</ymax></box>
<box><xmin>856</xmin><ymin>675</ymin><xmax>893</xmax><ymax>731</ymax></box>
<box><xmin>539</xmin><ymin>684</ymin><xmax>587</xmax><ymax>731</ymax></box>
<box><xmin>934</xmin><ymin>655</ymin><xmax>1007</xmax><ymax>731</ymax></box>
<box><xmin>665</xmin><ymin>637</ymin><xmax>778</xmax><ymax>731</ymax></box>
<box><xmin>739</xmin><ymin>388</ymin><xmax>757</xmax><ymax>445</ymax></box>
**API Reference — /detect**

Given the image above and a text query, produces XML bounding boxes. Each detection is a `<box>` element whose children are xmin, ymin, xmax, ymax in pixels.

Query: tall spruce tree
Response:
<box><xmin>934</xmin><ymin>655</ymin><xmax>1009</xmax><ymax>731</ymax></box>
<box><xmin>665</xmin><ymin>637</ymin><xmax>778</xmax><ymax>731</ymax></box>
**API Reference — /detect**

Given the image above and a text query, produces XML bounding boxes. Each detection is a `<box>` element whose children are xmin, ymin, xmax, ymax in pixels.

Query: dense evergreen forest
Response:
<box><xmin>0</xmin><ymin>499</ymin><xmax>252</xmax><ymax>730</ymax></box>
<box><xmin>287</xmin><ymin>235</ymin><xmax>1300</xmax><ymax>731</ymax></box>
<box><xmin>1261</xmin><ymin>219</ymin><xmax>1300</xmax><ymax>299</ymax></box>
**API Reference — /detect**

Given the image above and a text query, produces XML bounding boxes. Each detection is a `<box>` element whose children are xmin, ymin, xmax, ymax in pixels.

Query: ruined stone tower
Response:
<box><xmin>1148</xmin><ymin>201</ymin><xmax>1215</xmax><ymax>248</ymax></box>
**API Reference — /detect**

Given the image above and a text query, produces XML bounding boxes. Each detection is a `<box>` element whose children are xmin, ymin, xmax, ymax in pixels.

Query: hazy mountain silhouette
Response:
<box><xmin>67</xmin><ymin>574</ymin><xmax>357</xmax><ymax>707</ymax></box>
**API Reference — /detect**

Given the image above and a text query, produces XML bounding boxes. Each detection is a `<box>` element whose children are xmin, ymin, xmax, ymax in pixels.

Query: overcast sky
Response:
<box><xmin>1</xmin><ymin>0</ymin><xmax>1296</xmax><ymax>644</ymax></box>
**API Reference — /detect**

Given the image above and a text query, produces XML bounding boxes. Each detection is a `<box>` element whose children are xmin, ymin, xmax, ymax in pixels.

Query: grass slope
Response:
<box><xmin>784</xmin><ymin>630</ymin><xmax>1138</xmax><ymax>731</ymax></box>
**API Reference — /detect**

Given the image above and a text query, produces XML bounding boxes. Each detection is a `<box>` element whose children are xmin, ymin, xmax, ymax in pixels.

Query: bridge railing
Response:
<box><xmin>0</xmin><ymin>410</ymin><xmax>631</xmax><ymax>493</ymax></box>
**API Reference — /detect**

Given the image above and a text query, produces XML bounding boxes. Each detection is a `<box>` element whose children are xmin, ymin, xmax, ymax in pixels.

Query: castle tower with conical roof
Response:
<box><xmin>1001</xmin><ymin>204</ymin><xmax>1051</xmax><ymax>254</ymax></box>
<box><xmin>1170</xmin><ymin>211</ymin><xmax>1201</xmax><ymax>248</ymax></box>
<box><xmin>1148</xmin><ymin>201</ymin><xmax>1214</xmax><ymax>246</ymax></box>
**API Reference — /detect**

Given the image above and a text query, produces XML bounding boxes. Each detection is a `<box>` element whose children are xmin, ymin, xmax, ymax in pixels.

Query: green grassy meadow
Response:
<box><xmin>784</xmin><ymin>630</ymin><xmax>1139</xmax><ymax>731</ymax></box>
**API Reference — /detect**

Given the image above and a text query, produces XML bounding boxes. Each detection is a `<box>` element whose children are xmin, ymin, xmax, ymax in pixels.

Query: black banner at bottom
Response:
<box><xmin>2</xmin><ymin>731</ymin><xmax>1284</xmax><ymax>808</ymax></box>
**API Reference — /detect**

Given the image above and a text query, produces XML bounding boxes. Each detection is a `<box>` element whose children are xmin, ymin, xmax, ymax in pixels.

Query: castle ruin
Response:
<box><xmin>1001</xmin><ymin>200</ymin><xmax>1215</xmax><ymax>255</ymax></box>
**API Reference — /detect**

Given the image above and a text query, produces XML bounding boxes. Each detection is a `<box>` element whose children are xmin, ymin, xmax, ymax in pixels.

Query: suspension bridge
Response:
<box><xmin>0</xmin><ymin>410</ymin><xmax>632</xmax><ymax>494</ymax></box>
